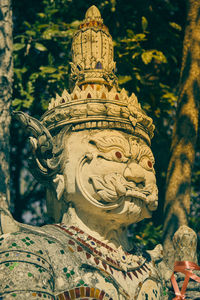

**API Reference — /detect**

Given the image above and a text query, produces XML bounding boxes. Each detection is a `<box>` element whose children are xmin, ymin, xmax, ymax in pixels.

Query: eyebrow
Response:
<box><xmin>138</xmin><ymin>145</ymin><xmax>155</xmax><ymax>162</ymax></box>
<box><xmin>89</xmin><ymin>135</ymin><xmax>131</xmax><ymax>156</ymax></box>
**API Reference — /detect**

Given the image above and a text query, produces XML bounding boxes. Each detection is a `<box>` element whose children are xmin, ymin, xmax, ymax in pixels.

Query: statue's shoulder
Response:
<box><xmin>0</xmin><ymin>223</ymin><xmax>83</xmax><ymax>298</ymax></box>
<box><xmin>0</xmin><ymin>224</ymin><xmax>58</xmax><ymax>299</ymax></box>
<box><xmin>0</xmin><ymin>223</ymin><xmax>85</xmax><ymax>264</ymax></box>
<box><xmin>41</xmin><ymin>224</ymin><xmax>87</xmax><ymax>263</ymax></box>
<box><xmin>0</xmin><ymin>223</ymin><xmax>75</xmax><ymax>257</ymax></box>
<box><xmin>0</xmin><ymin>224</ymin><xmax>56</xmax><ymax>263</ymax></box>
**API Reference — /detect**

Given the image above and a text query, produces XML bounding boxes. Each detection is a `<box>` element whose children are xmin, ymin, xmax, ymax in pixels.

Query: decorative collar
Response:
<box><xmin>54</xmin><ymin>223</ymin><xmax>148</xmax><ymax>272</ymax></box>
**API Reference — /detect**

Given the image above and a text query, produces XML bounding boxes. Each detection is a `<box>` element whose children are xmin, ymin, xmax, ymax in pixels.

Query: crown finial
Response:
<box><xmin>70</xmin><ymin>5</ymin><xmax>117</xmax><ymax>87</ymax></box>
<box><xmin>85</xmin><ymin>5</ymin><xmax>102</xmax><ymax>22</ymax></box>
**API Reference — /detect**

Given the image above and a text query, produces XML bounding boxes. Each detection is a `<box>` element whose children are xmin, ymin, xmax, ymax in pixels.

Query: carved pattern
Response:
<box><xmin>89</xmin><ymin>135</ymin><xmax>131</xmax><ymax>156</ymax></box>
<box><xmin>42</xmin><ymin>85</ymin><xmax>154</xmax><ymax>145</ymax></box>
<box><xmin>54</xmin><ymin>224</ymin><xmax>146</xmax><ymax>271</ymax></box>
<box><xmin>12</xmin><ymin>112</ymin><xmax>69</xmax><ymax>182</ymax></box>
<box><xmin>12</xmin><ymin>112</ymin><xmax>53</xmax><ymax>176</ymax></box>
<box><xmin>74</xmin><ymin>133</ymin><xmax>158</xmax><ymax>212</ymax></box>
<box><xmin>90</xmin><ymin>172</ymin><xmax>157</xmax><ymax>211</ymax></box>
<box><xmin>91</xmin><ymin>173</ymin><xmax>127</xmax><ymax>203</ymax></box>
<box><xmin>75</xmin><ymin>153</ymin><xmax>119</xmax><ymax>210</ymax></box>
<box><xmin>137</xmin><ymin>145</ymin><xmax>155</xmax><ymax>165</ymax></box>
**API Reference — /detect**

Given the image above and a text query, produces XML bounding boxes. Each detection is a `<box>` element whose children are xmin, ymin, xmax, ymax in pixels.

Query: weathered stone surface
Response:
<box><xmin>0</xmin><ymin>223</ymin><xmax>163</xmax><ymax>299</ymax></box>
<box><xmin>173</xmin><ymin>225</ymin><xmax>198</xmax><ymax>263</ymax></box>
<box><xmin>0</xmin><ymin>5</ymin><xmax>199</xmax><ymax>300</ymax></box>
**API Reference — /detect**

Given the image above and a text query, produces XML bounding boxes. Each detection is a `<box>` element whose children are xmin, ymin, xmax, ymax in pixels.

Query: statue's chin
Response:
<box><xmin>128</xmin><ymin>197</ymin><xmax>152</xmax><ymax>220</ymax></box>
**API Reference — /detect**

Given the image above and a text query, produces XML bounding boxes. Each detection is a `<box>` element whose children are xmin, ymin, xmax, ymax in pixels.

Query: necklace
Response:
<box><xmin>54</xmin><ymin>223</ymin><xmax>149</xmax><ymax>273</ymax></box>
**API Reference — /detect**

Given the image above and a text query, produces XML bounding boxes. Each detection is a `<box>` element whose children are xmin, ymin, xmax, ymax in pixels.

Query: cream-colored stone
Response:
<box><xmin>173</xmin><ymin>225</ymin><xmax>198</xmax><ymax>263</ymax></box>
<box><xmin>137</xmin><ymin>279</ymin><xmax>162</xmax><ymax>299</ymax></box>
<box><xmin>55</xmin><ymin>130</ymin><xmax>158</xmax><ymax>250</ymax></box>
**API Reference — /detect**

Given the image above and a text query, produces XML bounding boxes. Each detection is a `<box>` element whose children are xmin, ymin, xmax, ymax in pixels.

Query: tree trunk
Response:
<box><xmin>163</xmin><ymin>0</ymin><xmax>200</xmax><ymax>266</ymax></box>
<box><xmin>0</xmin><ymin>0</ymin><xmax>13</xmax><ymax>209</ymax></box>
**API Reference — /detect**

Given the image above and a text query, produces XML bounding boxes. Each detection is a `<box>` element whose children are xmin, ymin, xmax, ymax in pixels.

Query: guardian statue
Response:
<box><xmin>0</xmin><ymin>5</ymin><xmax>199</xmax><ymax>300</ymax></box>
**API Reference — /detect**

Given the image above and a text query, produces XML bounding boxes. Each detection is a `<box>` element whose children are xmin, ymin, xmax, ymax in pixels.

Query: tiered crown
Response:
<box><xmin>41</xmin><ymin>6</ymin><xmax>155</xmax><ymax>145</ymax></box>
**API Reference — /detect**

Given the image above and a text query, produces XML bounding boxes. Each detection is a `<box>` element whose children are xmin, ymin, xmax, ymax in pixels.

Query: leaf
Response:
<box><xmin>12</xmin><ymin>98</ymin><xmax>23</xmax><ymax>107</ymax></box>
<box><xmin>23</xmin><ymin>99</ymin><xmax>34</xmax><ymax>109</ymax></box>
<box><xmin>127</xmin><ymin>29</ymin><xmax>135</xmax><ymax>38</ymax></box>
<box><xmin>70</xmin><ymin>20</ymin><xmax>81</xmax><ymax>28</ymax></box>
<box><xmin>135</xmin><ymin>33</ymin><xmax>146</xmax><ymax>41</ymax></box>
<box><xmin>39</xmin><ymin>66</ymin><xmax>57</xmax><ymax>73</ymax></box>
<box><xmin>42</xmin><ymin>28</ymin><xmax>61</xmax><ymax>39</ymax></box>
<box><xmin>37</xmin><ymin>13</ymin><xmax>46</xmax><ymax>18</ymax></box>
<box><xmin>162</xmin><ymin>92</ymin><xmax>177</xmax><ymax>106</ymax></box>
<box><xmin>118</xmin><ymin>75</ymin><xmax>132</xmax><ymax>84</ymax></box>
<box><xmin>153</xmin><ymin>50</ymin><xmax>167</xmax><ymax>63</ymax></box>
<box><xmin>41</xmin><ymin>99</ymin><xmax>49</xmax><ymax>110</ymax></box>
<box><xmin>141</xmin><ymin>16</ymin><xmax>148</xmax><ymax>31</ymax></box>
<box><xmin>14</xmin><ymin>67</ymin><xmax>27</xmax><ymax>74</ymax></box>
<box><xmin>135</xmin><ymin>73</ymin><xmax>141</xmax><ymax>81</ymax></box>
<box><xmin>48</xmin><ymin>53</ymin><xmax>54</xmax><ymax>65</ymax></box>
<box><xmin>141</xmin><ymin>51</ymin><xmax>153</xmax><ymax>64</ymax></box>
<box><xmin>132</xmin><ymin>52</ymin><xmax>140</xmax><ymax>60</ymax></box>
<box><xmin>24</xmin><ymin>21</ymin><xmax>31</xmax><ymax>28</ymax></box>
<box><xmin>25</xmin><ymin>30</ymin><xmax>36</xmax><ymax>36</ymax></box>
<box><xmin>35</xmin><ymin>43</ymin><xmax>47</xmax><ymax>51</ymax></box>
<box><xmin>13</xmin><ymin>43</ymin><xmax>25</xmax><ymax>51</ymax></box>
<box><xmin>14</xmin><ymin>34</ymin><xmax>26</xmax><ymax>40</ymax></box>
<box><xmin>169</xmin><ymin>22</ymin><xmax>182</xmax><ymax>31</ymax></box>
<box><xmin>27</xmin><ymin>81</ymin><xmax>34</xmax><ymax>94</ymax></box>
<box><xmin>37</xmin><ymin>24</ymin><xmax>49</xmax><ymax>30</ymax></box>
<box><xmin>121</xmin><ymin>33</ymin><xmax>146</xmax><ymax>43</ymax></box>
<box><xmin>48</xmin><ymin>9</ymin><xmax>59</xmax><ymax>15</ymax></box>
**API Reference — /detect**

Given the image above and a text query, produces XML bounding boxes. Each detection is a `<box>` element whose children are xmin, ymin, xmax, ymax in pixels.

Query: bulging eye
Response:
<box><xmin>115</xmin><ymin>151</ymin><xmax>122</xmax><ymax>159</ymax></box>
<box><xmin>97</xmin><ymin>149</ymin><xmax>128</xmax><ymax>163</ymax></box>
<box><xmin>140</xmin><ymin>156</ymin><xmax>154</xmax><ymax>171</ymax></box>
<box><xmin>113</xmin><ymin>150</ymin><xmax>128</xmax><ymax>162</ymax></box>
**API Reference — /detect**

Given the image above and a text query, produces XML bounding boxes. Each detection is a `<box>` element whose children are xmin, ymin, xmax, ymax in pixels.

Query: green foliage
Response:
<box><xmin>12</xmin><ymin>0</ymin><xmax>80</xmax><ymax>114</ymax></box>
<box><xmin>131</xmin><ymin>221</ymin><xmax>163</xmax><ymax>249</ymax></box>
<box><xmin>11</xmin><ymin>0</ymin><xmax>199</xmax><ymax>249</ymax></box>
<box><xmin>141</xmin><ymin>16</ymin><xmax>148</xmax><ymax>32</ymax></box>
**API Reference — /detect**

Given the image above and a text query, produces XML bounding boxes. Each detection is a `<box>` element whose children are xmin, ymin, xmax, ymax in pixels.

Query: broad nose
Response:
<box><xmin>123</xmin><ymin>162</ymin><xmax>145</xmax><ymax>186</ymax></box>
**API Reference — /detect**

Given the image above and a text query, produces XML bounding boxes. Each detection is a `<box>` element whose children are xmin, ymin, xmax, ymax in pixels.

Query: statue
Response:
<box><xmin>0</xmin><ymin>5</ymin><xmax>199</xmax><ymax>300</ymax></box>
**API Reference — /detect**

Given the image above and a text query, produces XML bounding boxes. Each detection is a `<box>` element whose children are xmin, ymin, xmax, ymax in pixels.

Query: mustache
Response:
<box><xmin>89</xmin><ymin>173</ymin><xmax>158</xmax><ymax>208</ymax></box>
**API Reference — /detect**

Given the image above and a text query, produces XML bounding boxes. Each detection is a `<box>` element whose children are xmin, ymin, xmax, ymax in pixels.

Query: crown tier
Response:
<box><xmin>41</xmin><ymin>84</ymin><xmax>154</xmax><ymax>145</ymax></box>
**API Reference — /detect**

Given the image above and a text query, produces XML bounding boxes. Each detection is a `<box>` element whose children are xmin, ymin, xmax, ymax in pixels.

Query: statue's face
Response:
<box><xmin>63</xmin><ymin>129</ymin><xmax>158</xmax><ymax>226</ymax></box>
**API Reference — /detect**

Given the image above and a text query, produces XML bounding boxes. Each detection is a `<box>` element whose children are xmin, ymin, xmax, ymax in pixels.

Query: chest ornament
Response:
<box><xmin>54</xmin><ymin>224</ymin><xmax>151</xmax><ymax>275</ymax></box>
